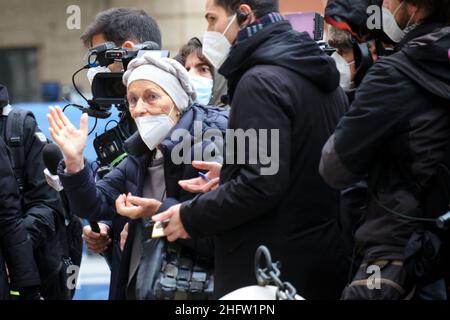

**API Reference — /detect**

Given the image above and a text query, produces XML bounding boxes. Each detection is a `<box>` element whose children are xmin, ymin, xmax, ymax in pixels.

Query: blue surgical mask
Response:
<box><xmin>189</xmin><ymin>74</ymin><xmax>214</xmax><ymax>105</ymax></box>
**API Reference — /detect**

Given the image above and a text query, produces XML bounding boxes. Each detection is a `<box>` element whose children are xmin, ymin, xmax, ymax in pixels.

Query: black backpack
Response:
<box><xmin>1</xmin><ymin>108</ymin><xmax>83</xmax><ymax>299</ymax></box>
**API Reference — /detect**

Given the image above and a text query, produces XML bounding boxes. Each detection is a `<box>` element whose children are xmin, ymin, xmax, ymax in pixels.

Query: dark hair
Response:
<box><xmin>176</xmin><ymin>38</ymin><xmax>213</xmax><ymax>72</ymax></box>
<box><xmin>80</xmin><ymin>8</ymin><xmax>162</xmax><ymax>47</ymax></box>
<box><xmin>405</xmin><ymin>0</ymin><xmax>450</xmax><ymax>24</ymax></box>
<box><xmin>214</xmin><ymin>0</ymin><xmax>279</xmax><ymax>18</ymax></box>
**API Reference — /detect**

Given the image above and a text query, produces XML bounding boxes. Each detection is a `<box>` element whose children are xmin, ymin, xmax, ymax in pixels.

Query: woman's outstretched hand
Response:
<box><xmin>47</xmin><ymin>106</ymin><xmax>88</xmax><ymax>173</ymax></box>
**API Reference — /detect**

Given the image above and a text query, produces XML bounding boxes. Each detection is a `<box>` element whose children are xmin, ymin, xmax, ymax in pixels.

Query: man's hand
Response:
<box><xmin>47</xmin><ymin>106</ymin><xmax>88</xmax><ymax>173</ymax></box>
<box><xmin>120</xmin><ymin>223</ymin><xmax>129</xmax><ymax>252</ymax></box>
<box><xmin>152</xmin><ymin>204</ymin><xmax>190</xmax><ymax>242</ymax></box>
<box><xmin>82</xmin><ymin>223</ymin><xmax>111</xmax><ymax>254</ymax></box>
<box><xmin>178</xmin><ymin>161</ymin><xmax>222</xmax><ymax>193</ymax></box>
<box><xmin>115</xmin><ymin>193</ymin><xmax>162</xmax><ymax>220</ymax></box>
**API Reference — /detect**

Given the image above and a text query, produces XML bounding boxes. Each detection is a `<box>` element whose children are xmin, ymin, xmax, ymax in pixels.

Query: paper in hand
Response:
<box><xmin>151</xmin><ymin>219</ymin><xmax>170</xmax><ymax>238</ymax></box>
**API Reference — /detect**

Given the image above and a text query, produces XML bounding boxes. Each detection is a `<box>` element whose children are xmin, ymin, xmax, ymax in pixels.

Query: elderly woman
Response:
<box><xmin>47</xmin><ymin>54</ymin><xmax>228</xmax><ymax>300</ymax></box>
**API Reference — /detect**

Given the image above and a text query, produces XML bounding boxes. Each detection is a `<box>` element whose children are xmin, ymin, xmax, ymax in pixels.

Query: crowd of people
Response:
<box><xmin>1</xmin><ymin>0</ymin><xmax>449</xmax><ymax>300</ymax></box>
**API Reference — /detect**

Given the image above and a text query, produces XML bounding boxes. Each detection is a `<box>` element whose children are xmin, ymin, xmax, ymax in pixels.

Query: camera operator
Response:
<box><xmin>320</xmin><ymin>0</ymin><xmax>450</xmax><ymax>300</ymax></box>
<box><xmin>81</xmin><ymin>8</ymin><xmax>162</xmax><ymax>83</ymax></box>
<box><xmin>77</xmin><ymin>8</ymin><xmax>162</xmax><ymax>299</ymax></box>
<box><xmin>325</xmin><ymin>0</ymin><xmax>418</xmax><ymax>272</ymax></box>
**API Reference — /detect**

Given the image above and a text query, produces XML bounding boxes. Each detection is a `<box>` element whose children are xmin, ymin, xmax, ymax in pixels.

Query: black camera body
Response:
<box><xmin>79</xmin><ymin>42</ymin><xmax>169</xmax><ymax>173</ymax></box>
<box><xmin>87</xmin><ymin>41</ymin><xmax>169</xmax><ymax>119</ymax></box>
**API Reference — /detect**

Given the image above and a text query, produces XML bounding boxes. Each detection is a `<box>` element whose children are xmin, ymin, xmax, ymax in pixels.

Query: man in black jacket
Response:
<box><xmin>320</xmin><ymin>0</ymin><xmax>450</xmax><ymax>299</ymax></box>
<box><xmin>155</xmin><ymin>0</ymin><xmax>351</xmax><ymax>299</ymax></box>
<box><xmin>0</xmin><ymin>84</ymin><xmax>75</xmax><ymax>299</ymax></box>
<box><xmin>0</xmin><ymin>138</ymin><xmax>41</xmax><ymax>300</ymax></box>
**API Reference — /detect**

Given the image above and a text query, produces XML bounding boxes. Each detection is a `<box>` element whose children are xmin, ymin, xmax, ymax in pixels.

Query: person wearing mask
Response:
<box><xmin>81</xmin><ymin>8</ymin><xmax>162</xmax><ymax>84</ymax></box>
<box><xmin>0</xmin><ymin>84</ymin><xmax>76</xmax><ymax>300</ymax></box>
<box><xmin>149</xmin><ymin>0</ymin><xmax>351</xmax><ymax>299</ymax></box>
<box><xmin>320</xmin><ymin>0</ymin><xmax>450</xmax><ymax>300</ymax></box>
<box><xmin>325</xmin><ymin>0</ymin><xmax>428</xmax><ymax>269</ymax></box>
<box><xmin>78</xmin><ymin>7</ymin><xmax>163</xmax><ymax>299</ymax></box>
<box><xmin>328</xmin><ymin>26</ymin><xmax>356</xmax><ymax>92</ymax></box>
<box><xmin>0</xmin><ymin>137</ymin><xmax>41</xmax><ymax>300</ymax></box>
<box><xmin>176</xmin><ymin>37</ymin><xmax>228</xmax><ymax>107</ymax></box>
<box><xmin>47</xmin><ymin>54</ymin><xmax>228</xmax><ymax>300</ymax></box>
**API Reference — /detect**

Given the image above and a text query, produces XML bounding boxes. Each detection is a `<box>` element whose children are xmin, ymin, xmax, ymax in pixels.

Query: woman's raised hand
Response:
<box><xmin>47</xmin><ymin>106</ymin><xmax>88</xmax><ymax>173</ymax></box>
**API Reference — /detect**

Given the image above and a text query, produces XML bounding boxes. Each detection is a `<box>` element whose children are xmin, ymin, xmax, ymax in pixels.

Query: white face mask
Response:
<box><xmin>202</xmin><ymin>14</ymin><xmax>237</xmax><ymax>69</ymax></box>
<box><xmin>87</xmin><ymin>66</ymin><xmax>110</xmax><ymax>85</ymax></box>
<box><xmin>135</xmin><ymin>106</ymin><xmax>176</xmax><ymax>151</ymax></box>
<box><xmin>332</xmin><ymin>52</ymin><xmax>355</xmax><ymax>91</ymax></box>
<box><xmin>189</xmin><ymin>74</ymin><xmax>214</xmax><ymax>105</ymax></box>
<box><xmin>383</xmin><ymin>2</ymin><xmax>416</xmax><ymax>43</ymax></box>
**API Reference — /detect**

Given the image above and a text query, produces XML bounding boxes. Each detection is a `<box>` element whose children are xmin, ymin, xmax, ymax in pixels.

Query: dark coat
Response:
<box><xmin>320</xmin><ymin>24</ymin><xmax>450</xmax><ymax>268</ymax></box>
<box><xmin>1</xmin><ymin>84</ymin><xmax>71</xmax><ymax>299</ymax></box>
<box><xmin>59</xmin><ymin>105</ymin><xmax>229</xmax><ymax>299</ymax></box>
<box><xmin>180</xmin><ymin>21</ymin><xmax>351</xmax><ymax>299</ymax></box>
<box><xmin>0</xmin><ymin>112</ymin><xmax>71</xmax><ymax>299</ymax></box>
<box><xmin>0</xmin><ymin>138</ymin><xmax>40</xmax><ymax>299</ymax></box>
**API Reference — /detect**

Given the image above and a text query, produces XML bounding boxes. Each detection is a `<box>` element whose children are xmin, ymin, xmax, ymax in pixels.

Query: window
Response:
<box><xmin>0</xmin><ymin>48</ymin><xmax>38</xmax><ymax>103</ymax></box>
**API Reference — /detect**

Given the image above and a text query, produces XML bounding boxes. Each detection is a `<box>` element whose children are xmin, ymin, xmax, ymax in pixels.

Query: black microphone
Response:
<box><xmin>42</xmin><ymin>144</ymin><xmax>101</xmax><ymax>233</ymax></box>
<box><xmin>42</xmin><ymin>144</ymin><xmax>65</xmax><ymax>194</ymax></box>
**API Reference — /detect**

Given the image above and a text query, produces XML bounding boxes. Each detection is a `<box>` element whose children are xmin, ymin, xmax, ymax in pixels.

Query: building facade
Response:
<box><xmin>0</xmin><ymin>0</ymin><xmax>326</xmax><ymax>102</ymax></box>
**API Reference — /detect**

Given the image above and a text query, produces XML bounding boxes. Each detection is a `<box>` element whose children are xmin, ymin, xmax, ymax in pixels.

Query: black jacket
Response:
<box><xmin>180</xmin><ymin>21</ymin><xmax>351</xmax><ymax>299</ymax></box>
<box><xmin>0</xmin><ymin>138</ymin><xmax>40</xmax><ymax>299</ymax></box>
<box><xmin>1</xmin><ymin>85</ymin><xmax>69</xmax><ymax>299</ymax></box>
<box><xmin>320</xmin><ymin>24</ymin><xmax>450</xmax><ymax>264</ymax></box>
<box><xmin>0</xmin><ymin>114</ymin><xmax>69</xmax><ymax>297</ymax></box>
<box><xmin>59</xmin><ymin>105</ymin><xmax>229</xmax><ymax>299</ymax></box>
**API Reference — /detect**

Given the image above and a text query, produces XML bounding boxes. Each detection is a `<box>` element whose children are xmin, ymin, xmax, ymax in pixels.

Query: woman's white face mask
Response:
<box><xmin>202</xmin><ymin>14</ymin><xmax>237</xmax><ymax>69</ymax></box>
<box><xmin>135</xmin><ymin>105</ymin><xmax>176</xmax><ymax>151</ymax></box>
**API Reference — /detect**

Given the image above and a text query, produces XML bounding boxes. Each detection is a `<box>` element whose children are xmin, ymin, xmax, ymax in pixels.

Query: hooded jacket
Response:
<box><xmin>0</xmin><ymin>84</ymin><xmax>72</xmax><ymax>299</ymax></box>
<box><xmin>180</xmin><ymin>20</ymin><xmax>351</xmax><ymax>299</ymax></box>
<box><xmin>320</xmin><ymin>23</ymin><xmax>450</xmax><ymax>268</ymax></box>
<box><xmin>0</xmin><ymin>138</ymin><xmax>40</xmax><ymax>299</ymax></box>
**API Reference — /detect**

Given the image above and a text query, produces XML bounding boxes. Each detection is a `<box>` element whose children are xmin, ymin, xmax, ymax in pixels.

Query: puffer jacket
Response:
<box><xmin>58</xmin><ymin>104</ymin><xmax>229</xmax><ymax>299</ymax></box>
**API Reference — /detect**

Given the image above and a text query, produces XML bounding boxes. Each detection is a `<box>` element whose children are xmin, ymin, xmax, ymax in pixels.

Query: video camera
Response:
<box><xmin>67</xmin><ymin>42</ymin><xmax>170</xmax><ymax>176</ymax></box>
<box><xmin>86</xmin><ymin>41</ymin><xmax>170</xmax><ymax>119</ymax></box>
